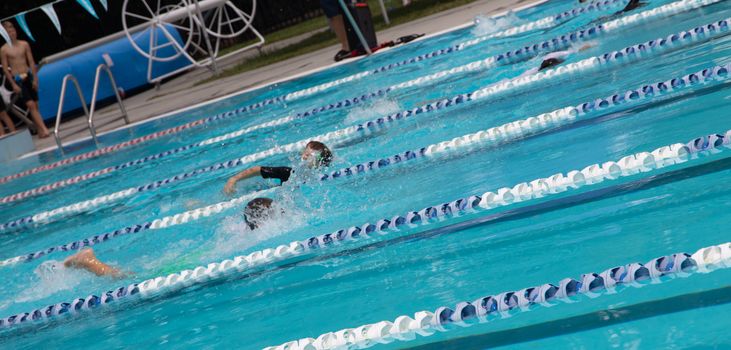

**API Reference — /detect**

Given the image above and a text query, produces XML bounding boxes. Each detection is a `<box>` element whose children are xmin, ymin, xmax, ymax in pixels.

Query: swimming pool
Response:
<box><xmin>2</xmin><ymin>0</ymin><xmax>731</xmax><ymax>348</ymax></box>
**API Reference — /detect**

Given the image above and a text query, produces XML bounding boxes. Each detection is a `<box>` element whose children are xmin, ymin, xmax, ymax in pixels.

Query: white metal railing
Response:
<box><xmin>89</xmin><ymin>64</ymin><xmax>129</xmax><ymax>142</ymax></box>
<box><xmin>53</xmin><ymin>74</ymin><xmax>89</xmax><ymax>153</ymax></box>
<box><xmin>53</xmin><ymin>65</ymin><xmax>129</xmax><ymax>153</ymax></box>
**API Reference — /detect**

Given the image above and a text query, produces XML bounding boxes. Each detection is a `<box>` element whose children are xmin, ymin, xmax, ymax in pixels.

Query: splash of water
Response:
<box><xmin>344</xmin><ymin>98</ymin><xmax>402</xmax><ymax>125</ymax></box>
<box><xmin>472</xmin><ymin>11</ymin><xmax>521</xmax><ymax>37</ymax></box>
<box><xmin>203</xmin><ymin>196</ymin><xmax>309</xmax><ymax>261</ymax></box>
<box><xmin>13</xmin><ymin>260</ymin><xmax>86</xmax><ymax>304</ymax></box>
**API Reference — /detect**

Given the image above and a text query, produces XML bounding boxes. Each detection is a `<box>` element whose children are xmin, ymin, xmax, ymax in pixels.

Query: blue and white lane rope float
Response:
<box><xmin>0</xmin><ymin>88</ymin><xmax>393</xmax><ymax>205</ymax></box>
<box><xmin>319</xmin><ymin>63</ymin><xmax>731</xmax><ymax>182</ymax></box>
<box><xmin>2</xmin><ymin>19</ymin><xmax>727</xmax><ymax>235</ymax></box>
<box><xmin>266</xmin><ymin>243</ymin><xmax>731</xmax><ymax>350</ymax></box>
<box><xmin>7</xmin><ymin>59</ymin><xmax>727</xmax><ymax>269</ymax></box>
<box><xmin>5</xmin><ymin>62</ymin><xmax>728</xmax><ymax>267</ymax></box>
<box><xmin>282</xmin><ymin>0</ymin><xmax>724</xmax><ymax>101</ymax></box>
<box><xmin>0</xmin><ymin>0</ymin><xmax>630</xmax><ymax>206</ymax></box>
<box><xmin>389</xmin><ymin>0</ymin><xmax>726</xmax><ymax>92</ymax></box>
<box><xmin>0</xmin><ymin>0</ymin><xmax>587</xmax><ymax>188</ymax></box>
<box><xmin>6</xmin><ymin>0</ymin><xmax>722</xmax><ymax>206</ymax></box>
<box><xmin>1</xmin><ymin>131</ymin><xmax>727</xmax><ymax>331</ymax></box>
<box><xmin>282</xmin><ymin>0</ymin><xmax>632</xmax><ymax>101</ymax></box>
<box><xmin>0</xmin><ymin>0</ymin><xmax>717</xmax><ymax>191</ymax></box>
<box><xmin>0</xmin><ymin>189</ymin><xmax>273</xmax><ymax>268</ymax></box>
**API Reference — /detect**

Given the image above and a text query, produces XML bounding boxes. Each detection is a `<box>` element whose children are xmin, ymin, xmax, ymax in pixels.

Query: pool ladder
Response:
<box><xmin>53</xmin><ymin>63</ymin><xmax>130</xmax><ymax>153</ymax></box>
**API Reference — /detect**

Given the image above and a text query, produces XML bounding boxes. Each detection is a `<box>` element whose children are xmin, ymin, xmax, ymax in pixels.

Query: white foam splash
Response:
<box><xmin>344</xmin><ymin>99</ymin><xmax>402</xmax><ymax>125</ymax></box>
<box><xmin>472</xmin><ymin>11</ymin><xmax>522</xmax><ymax>37</ymax></box>
<box><xmin>13</xmin><ymin>260</ymin><xmax>86</xmax><ymax>304</ymax></box>
<box><xmin>204</xmin><ymin>200</ymin><xmax>308</xmax><ymax>261</ymax></box>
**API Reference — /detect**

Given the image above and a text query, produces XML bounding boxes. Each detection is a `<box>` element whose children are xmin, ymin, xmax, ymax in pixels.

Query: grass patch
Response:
<box><xmin>197</xmin><ymin>0</ymin><xmax>479</xmax><ymax>85</ymax></box>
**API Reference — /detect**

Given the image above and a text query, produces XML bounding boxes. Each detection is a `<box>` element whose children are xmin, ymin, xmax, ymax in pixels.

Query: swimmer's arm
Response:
<box><xmin>64</xmin><ymin>257</ymin><xmax>124</xmax><ymax>278</ymax></box>
<box><xmin>224</xmin><ymin>166</ymin><xmax>262</xmax><ymax>194</ymax></box>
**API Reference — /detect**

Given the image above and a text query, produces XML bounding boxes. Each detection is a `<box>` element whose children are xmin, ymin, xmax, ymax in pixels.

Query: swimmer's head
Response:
<box><xmin>2</xmin><ymin>21</ymin><xmax>17</xmax><ymax>41</ymax></box>
<box><xmin>243</xmin><ymin>197</ymin><xmax>275</xmax><ymax>230</ymax></box>
<box><xmin>301</xmin><ymin>141</ymin><xmax>333</xmax><ymax>168</ymax></box>
<box><xmin>539</xmin><ymin>57</ymin><xmax>564</xmax><ymax>71</ymax></box>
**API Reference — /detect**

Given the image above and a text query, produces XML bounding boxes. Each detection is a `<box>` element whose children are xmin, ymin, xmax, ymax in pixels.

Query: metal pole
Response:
<box><xmin>193</xmin><ymin>0</ymin><xmax>220</xmax><ymax>75</ymax></box>
<box><xmin>378</xmin><ymin>0</ymin><xmax>390</xmax><ymax>25</ymax></box>
<box><xmin>338</xmin><ymin>0</ymin><xmax>372</xmax><ymax>55</ymax></box>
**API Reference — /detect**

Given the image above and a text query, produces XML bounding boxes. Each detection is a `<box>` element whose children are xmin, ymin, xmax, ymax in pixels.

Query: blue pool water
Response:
<box><xmin>2</xmin><ymin>0</ymin><xmax>731</xmax><ymax>348</ymax></box>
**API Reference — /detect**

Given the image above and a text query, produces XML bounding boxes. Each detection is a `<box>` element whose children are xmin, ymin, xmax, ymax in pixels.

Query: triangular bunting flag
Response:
<box><xmin>15</xmin><ymin>13</ymin><xmax>35</xmax><ymax>42</ymax></box>
<box><xmin>75</xmin><ymin>0</ymin><xmax>99</xmax><ymax>19</ymax></box>
<box><xmin>0</xmin><ymin>25</ymin><xmax>11</xmax><ymax>47</ymax></box>
<box><xmin>41</xmin><ymin>4</ymin><xmax>62</xmax><ymax>34</ymax></box>
<box><xmin>98</xmin><ymin>0</ymin><xmax>108</xmax><ymax>11</ymax></box>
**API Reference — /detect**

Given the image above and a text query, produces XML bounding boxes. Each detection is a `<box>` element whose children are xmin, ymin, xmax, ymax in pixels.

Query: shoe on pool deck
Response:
<box><xmin>334</xmin><ymin>50</ymin><xmax>351</xmax><ymax>62</ymax></box>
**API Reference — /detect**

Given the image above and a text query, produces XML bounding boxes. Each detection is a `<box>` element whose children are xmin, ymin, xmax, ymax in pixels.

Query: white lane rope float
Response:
<box><xmin>2</xmin><ymin>0</ymin><xmax>720</xmax><ymax>204</ymax></box>
<box><xmin>1</xmin><ymin>130</ymin><xmax>729</xmax><ymax>331</ymax></box>
<box><xmin>0</xmin><ymin>0</ymin><xmax>603</xmax><ymax>187</ymax></box>
<box><xmin>4</xmin><ymin>61</ymin><xmax>729</xmax><ymax>268</ymax></box>
<box><xmin>2</xmin><ymin>18</ymin><xmax>727</xmax><ymax>235</ymax></box>
<box><xmin>267</xmin><ymin>242</ymin><xmax>731</xmax><ymax>350</ymax></box>
<box><xmin>4</xmin><ymin>61</ymin><xmax>728</xmax><ymax>268</ymax></box>
<box><xmin>319</xmin><ymin>64</ymin><xmax>731</xmax><ymax>182</ymax></box>
<box><xmin>0</xmin><ymin>189</ymin><xmax>273</xmax><ymax>268</ymax></box>
<box><xmin>281</xmin><ymin>0</ymin><xmax>634</xmax><ymax>102</ymax></box>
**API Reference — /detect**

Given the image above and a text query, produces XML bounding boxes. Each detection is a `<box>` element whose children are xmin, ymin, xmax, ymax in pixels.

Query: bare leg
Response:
<box><xmin>64</xmin><ymin>248</ymin><xmax>123</xmax><ymax>278</ymax></box>
<box><xmin>0</xmin><ymin>111</ymin><xmax>15</xmax><ymax>135</ymax></box>
<box><xmin>328</xmin><ymin>15</ymin><xmax>349</xmax><ymax>51</ymax></box>
<box><xmin>26</xmin><ymin>100</ymin><xmax>49</xmax><ymax>138</ymax></box>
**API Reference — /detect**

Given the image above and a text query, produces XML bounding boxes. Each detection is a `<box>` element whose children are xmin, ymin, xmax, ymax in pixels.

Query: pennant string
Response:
<box><xmin>15</xmin><ymin>14</ymin><xmax>36</xmax><ymax>42</ymax></box>
<box><xmin>40</xmin><ymin>3</ymin><xmax>63</xmax><ymax>35</ymax></box>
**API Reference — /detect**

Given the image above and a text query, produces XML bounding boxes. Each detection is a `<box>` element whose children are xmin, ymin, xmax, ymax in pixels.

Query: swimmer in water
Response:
<box><xmin>48</xmin><ymin>248</ymin><xmax>124</xmax><ymax>278</ymax></box>
<box><xmin>619</xmin><ymin>0</ymin><xmax>644</xmax><ymax>13</ymax></box>
<box><xmin>243</xmin><ymin>197</ymin><xmax>280</xmax><ymax>230</ymax></box>
<box><xmin>590</xmin><ymin>0</ymin><xmax>647</xmax><ymax>23</ymax></box>
<box><xmin>223</xmin><ymin>141</ymin><xmax>333</xmax><ymax>195</ymax></box>
<box><xmin>580</xmin><ymin>0</ymin><xmax>643</xmax><ymax>11</ymax></box>
<box><xmin>519</xmin><ymin>43</ymin><xmax>594</xmax><ymax>77</ymax></box>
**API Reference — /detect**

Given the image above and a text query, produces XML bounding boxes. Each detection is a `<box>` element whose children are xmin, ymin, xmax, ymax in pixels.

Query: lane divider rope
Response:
<box><xmin>1</xmin><ymin>0</ymin><xmax>712</xmax><ymax>190</ymax></box>
<box><xmin>320</xmin><ymin>63</ymin><xmax>731</xmax><ymax>182</ymax></box>
<box><xmin>0</xmin><ymin>97</ymin><xmax>285</xmax><ymax>186</ymax></box>
<box><xmin>5</xmin><ymin>62</ymin><xmax>727</xmax><ymax>266</ymax></box>
<box><xmin>1</xmin><ymin>19</ymin><xmax>725</xmax><ymax>234</ymax></box>
<box><xmin>1</xmin><ymin>131</ymin><xmax>727</xmax><ymax>331</ymax></box>
<box><xmin>267</xmin><ymin>242</ymin><xmax>731</xmax><ymax>350</ymax></box>
<box><xmin>282</xmin><ymin>0</ymin><xmax>631</xmax><ymax>102</ymax></box>
<box><xmin>390</xmin><ymin>0</ymin><xmax>725</xmax><ymax>91</ymax></box>
<box><xmin>0</xmin><ymin>0</ymin><xmax>629</xmax><ymax>186</ymax></box>
<box><xmin>0</xmin><ymin>189</ymin><xmax>273</xmax><ymax>268</ymax></box>
<box><xmin>0</xmin><ymin>89</ymin><xmax>391</xmax><ymax>205</ymax></box>
<box><xmin>281</xmin><ymin>0</ymin><xmax>723</xmax><ymax>101</ymax></box>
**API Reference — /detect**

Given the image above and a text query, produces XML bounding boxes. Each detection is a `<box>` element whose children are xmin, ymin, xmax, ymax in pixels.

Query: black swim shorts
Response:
<box><xmin>320</xmin><ymin>0</ymin><xmax>341</xmax><ymax>18</ymax></box>
<box><xmin>15</xmin><ymin>72</ymin><xmax>38</xmax><ymax>105</ymax></box>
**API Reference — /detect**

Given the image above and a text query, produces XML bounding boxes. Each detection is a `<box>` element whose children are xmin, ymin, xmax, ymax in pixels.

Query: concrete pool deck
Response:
<box><xmin>29</xmin><ymin>0</ymin><xmax>537</xmax><ymax>155</ymax></box>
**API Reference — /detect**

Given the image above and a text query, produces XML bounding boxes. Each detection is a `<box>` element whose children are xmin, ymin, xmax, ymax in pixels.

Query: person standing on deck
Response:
<box><xmin>1</xmin><ymin>21</ymin><xmax>49</xmax><ymax>138</ymax></box>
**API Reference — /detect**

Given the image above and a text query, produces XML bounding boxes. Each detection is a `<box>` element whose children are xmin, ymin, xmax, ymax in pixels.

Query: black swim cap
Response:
<box><xmin>244</xmin><ymin>198</ymin><xmax>274</xmax><ymax>230</ymax></box>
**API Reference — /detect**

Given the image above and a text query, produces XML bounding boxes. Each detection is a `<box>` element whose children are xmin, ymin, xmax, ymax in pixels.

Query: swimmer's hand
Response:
<box><xmin>224</xmin><ymin>179</ymin><xmax>237</xmax><ymax>195</ymax></box>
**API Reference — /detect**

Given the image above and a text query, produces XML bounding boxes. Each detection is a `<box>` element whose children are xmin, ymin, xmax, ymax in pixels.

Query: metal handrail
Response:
<box><xmin>53</xmin><ymin>74</ymin><xmax>89</xmax><ymax>153</ymax></box>
<box><xmin>89</xmin><ymin>64</ymin><xmax>129</xmax><ymax>142</ymax></box>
